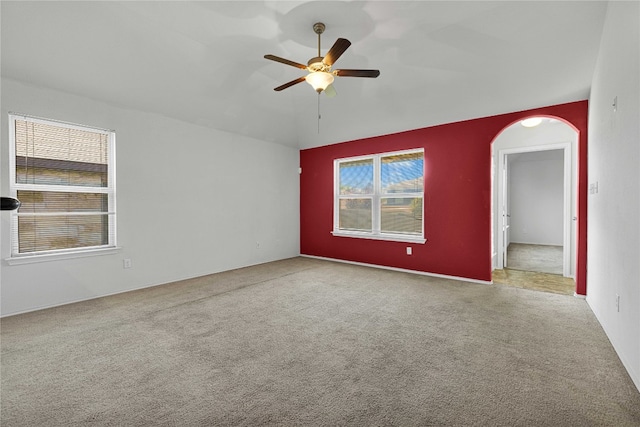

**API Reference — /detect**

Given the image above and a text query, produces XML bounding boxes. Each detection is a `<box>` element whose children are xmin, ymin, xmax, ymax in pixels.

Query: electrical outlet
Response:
<box><xmin>406</xmin><ymin>247</ymin><xmax>412</xmax><ymax>255</ymax></box>
<box><xmin>123</xmin><ymin>258</ymin><xmax>132</xmax><ymax>269</ymax></box>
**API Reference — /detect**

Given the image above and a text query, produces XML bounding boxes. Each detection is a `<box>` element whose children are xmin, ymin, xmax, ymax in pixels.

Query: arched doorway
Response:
<box><xmin>491</xmin><ymin>115</ymin><xmax>581</xmax><ymax>295</ymax></box>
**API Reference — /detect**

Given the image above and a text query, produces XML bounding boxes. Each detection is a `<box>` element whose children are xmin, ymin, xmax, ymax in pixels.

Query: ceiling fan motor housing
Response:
<box><xmin>307</xmin><ymin>57</ymin><xmax>330</xmax><ymax>72</ymax></box>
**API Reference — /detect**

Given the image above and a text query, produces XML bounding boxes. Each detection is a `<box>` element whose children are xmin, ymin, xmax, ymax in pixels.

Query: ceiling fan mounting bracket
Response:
<box><xmin>313</xmin><ymin>22</ymin><xmax>326</xmax><ymax>35</ymax></box>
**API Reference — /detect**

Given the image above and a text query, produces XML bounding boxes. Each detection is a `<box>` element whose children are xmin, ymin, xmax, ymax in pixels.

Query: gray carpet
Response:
<box><xmin>2</xmin><ymin>257</ymin><xmax>639</xmax><ymax>426</ymax></box>
<box><xmin>507</xmin><ymin>243</ymin><xmax>564</xmax><ymax>275</ymax></box>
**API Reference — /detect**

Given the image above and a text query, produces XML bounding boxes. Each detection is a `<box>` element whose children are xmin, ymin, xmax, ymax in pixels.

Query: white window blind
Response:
<box><xmin>9</xmin><ymin>114</ymin><xmax>116</xmax><ymax>258</ymax></box>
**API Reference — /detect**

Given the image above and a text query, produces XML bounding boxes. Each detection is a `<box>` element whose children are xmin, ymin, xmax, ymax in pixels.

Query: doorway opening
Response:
<box><xmin>492</xmin><ymin>117</ymin><xmax>578</xmax><ymax>295</ymax></box>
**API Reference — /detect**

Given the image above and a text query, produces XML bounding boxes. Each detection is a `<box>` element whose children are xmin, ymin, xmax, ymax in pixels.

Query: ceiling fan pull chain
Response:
<box><xmin>317</xmin><ymin>93</ymin><xmax>321</xmax><ymax>134</ymax></box>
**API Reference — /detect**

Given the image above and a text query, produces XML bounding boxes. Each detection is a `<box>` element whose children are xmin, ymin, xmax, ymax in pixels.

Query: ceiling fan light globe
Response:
<box><xmin>305</xmin><ymin>72</ymin><xmax>334</xmax><ymax>93</ymax></box>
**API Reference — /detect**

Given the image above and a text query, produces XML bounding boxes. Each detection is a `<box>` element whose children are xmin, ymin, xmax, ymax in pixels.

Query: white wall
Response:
<box><xmin>1</xmin><ymin>78</ymin><xmax>300</xmax><ymax>316</ymax></box>
<box><xmin>509</xmin><ymin>150</ymin><xmax>564</xmax><ymax>246</ymax></box>
<box><xmin>587</xmin><ymin>1</ymin><xmax>640</xmax><ymax>391</ymax></box>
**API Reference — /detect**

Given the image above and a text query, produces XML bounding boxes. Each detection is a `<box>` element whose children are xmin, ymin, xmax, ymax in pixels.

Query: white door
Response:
<box><xmin>502</xmin><ymin>154</ymin><xmax>510</xmax><ymax>268</ymax></box>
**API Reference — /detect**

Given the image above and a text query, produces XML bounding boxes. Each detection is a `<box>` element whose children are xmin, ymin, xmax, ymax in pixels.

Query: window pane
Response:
<box><xmin>15</xmin><ymin>119</ymin><xmax>109</xmax><ymax>187</ymax></box>
<box><xmin>17</xmin><ymin>191</ymin><xmax>108</xmax><ymax>213</ymax></box>
<box><xmin>381</xmin><ymin>197</ymin><xmax>422</xmax><ymax>234</ymax></box>
<box><xmin>381</xmin><ymin>152</ymin><xmax>423</xmax><ymax>194</ymax></box>
<box><xmin>339</xmin><ymin>199</ymin><xmax>372</xmax><ymax>231</ymax></box>
<box><xmin>339</xmin><ymin>159</ymin><xmax>373</xmax><ymax>195</ymax></box>
<box><xmin>16</xmin><ymin>163</ymin><xmax>107</xmax><ymax>187</ymax></box>
<box><xmin>18</xmin><ymin>214</ymin><xmax>110</xmax><ymax>253</ymax></box>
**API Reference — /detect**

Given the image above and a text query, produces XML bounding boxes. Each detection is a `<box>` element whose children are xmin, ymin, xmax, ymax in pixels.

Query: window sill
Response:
<box><xmin>331</xmin><ymin>231</ymin><xmax>426</xmax><ymax>244</ymax></box>
<box><xmin>6</xmin><ymin>247</ymin><xmax>121</xmax><ymax>265</ymax></box>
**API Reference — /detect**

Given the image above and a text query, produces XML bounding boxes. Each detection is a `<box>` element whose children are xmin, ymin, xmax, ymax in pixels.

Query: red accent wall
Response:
<box><xmin>300</xmin><ymin>100</ymin><xmax>588</xmax><ymax>295</ymax></box>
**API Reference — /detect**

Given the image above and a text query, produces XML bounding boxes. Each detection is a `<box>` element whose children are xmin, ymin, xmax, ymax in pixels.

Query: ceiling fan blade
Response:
<box><xmin>264</xmin><ymin>54</ymin><xmax>307</xmax><ymax>70</ymax></box>
<box><xmin>324</xmin><ymin>83</ymin><xmax>337</xmax><ymax>98</ymax></box>
<box><xmin>335</xmin><ymin>69</ymin><xmax>380</xmax><ymax>78</ymax></box>
<box><xmin>323</xmin><ymin>38</ymin><xmax>351</xmax><ymax>66</ymax></box>
<box><xmin>274</xmin><ymin>76</ymin><xmax>306</xmax><ymax>91</ymax></box>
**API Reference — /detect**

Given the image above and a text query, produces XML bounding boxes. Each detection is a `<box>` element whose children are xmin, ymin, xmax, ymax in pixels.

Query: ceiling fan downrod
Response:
<box><xmin>313</xmin><ymin>22</ymin><xmax>325</xmax><ymax>58</ymax></box>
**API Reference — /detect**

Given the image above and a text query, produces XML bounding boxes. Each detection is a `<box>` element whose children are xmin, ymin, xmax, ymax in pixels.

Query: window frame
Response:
<box><xmin>7</xmin><ymin>113</ymin><xmax>118</xmax><ymax>264</ymax></box>
<box><xmin>332</xmin><ymin>148</ymin><xmax>426</xmax><ymax>244</ymax></box>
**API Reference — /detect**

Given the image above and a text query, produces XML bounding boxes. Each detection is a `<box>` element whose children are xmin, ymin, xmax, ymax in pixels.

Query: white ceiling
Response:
<box><xmin>1</xmin><ymin>1</ymin><xmax>608</xmax><ymax>150</ymax></box>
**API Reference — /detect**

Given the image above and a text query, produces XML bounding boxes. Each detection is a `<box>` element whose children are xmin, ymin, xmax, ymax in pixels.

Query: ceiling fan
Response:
<box><xmin>264</xmin><ymin>22</ymin><xmax>380</xmax><ymax>96</ymax></box>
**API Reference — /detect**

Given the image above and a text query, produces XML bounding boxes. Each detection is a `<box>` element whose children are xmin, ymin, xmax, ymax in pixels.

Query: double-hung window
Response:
<box><xmin>333</xmin><ymin>149</ymin><xmax>425</xmax><ymax>243</ymax></box>
<box><xmin>8</xmin><ymin>114</ymin><xmax>117</xmax><ymax>261</ymax></box>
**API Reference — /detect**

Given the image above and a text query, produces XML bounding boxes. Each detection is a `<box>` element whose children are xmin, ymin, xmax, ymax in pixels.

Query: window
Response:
<box><xmin>8</xmin><ymin>114</ymin><xmax>116</xmax><ymax>261</ymax></box>
<box><xmin>333</xmin><ymin>149</ymin><xmax>425</xmax><ymax>243</ymax></box>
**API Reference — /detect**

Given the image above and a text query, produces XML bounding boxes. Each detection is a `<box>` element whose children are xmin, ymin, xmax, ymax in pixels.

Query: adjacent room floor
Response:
<box><xmin>492</xmin><ymin>268</ymin><xmax>575</xmax><ymax>296</ymax></box>
<box><xmin>493</xmin><ymin>243</ymin><xmax>574</xmax><ymax>296</ymax></box>
<box><xmin>506</xmin><ymin>243</ymin><xmax>563</xmax><ymax>275</ymax></box>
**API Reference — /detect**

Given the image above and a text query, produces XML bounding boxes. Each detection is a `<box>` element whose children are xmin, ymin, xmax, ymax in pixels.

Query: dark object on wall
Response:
<box><xmin>1</xmin><ymin>197</ymin><xmax>21</xmax><ymax>211</ymax></box>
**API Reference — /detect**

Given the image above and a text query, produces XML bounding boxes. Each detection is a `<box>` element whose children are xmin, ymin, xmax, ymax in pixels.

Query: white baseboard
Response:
<box><xmin>301</xmin><ymin>254</ymin><xmax>493</xmax><ymax>285</ymax></box>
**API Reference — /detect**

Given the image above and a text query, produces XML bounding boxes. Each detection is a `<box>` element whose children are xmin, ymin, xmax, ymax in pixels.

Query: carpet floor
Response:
<box><xmin>2</xmin><ymin>257</ymin><xmax>639</xmax><ymax>426</ymax></box>
<box><xmin>506</xmin><ymin>243</ymin><xmax>563</xmax><ymax>275</ymax></box>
